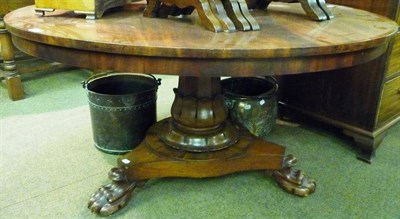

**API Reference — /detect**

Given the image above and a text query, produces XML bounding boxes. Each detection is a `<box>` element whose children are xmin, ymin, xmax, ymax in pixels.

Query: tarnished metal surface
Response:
<box><xmin>222</xmin><ymin>77</ymin><xmax>278</xmax><ymax>138</ymax></box>
<box><xmin>83</xmin><ymin>73</ymin><xmax>161</xmax><ymax>154</ymax></box>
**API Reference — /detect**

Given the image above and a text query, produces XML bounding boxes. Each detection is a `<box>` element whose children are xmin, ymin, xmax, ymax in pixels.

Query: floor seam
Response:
<box><xmin>0</xmin><ymin>171</ymin><xmax>104</xmax><ymax>211</ymax></box>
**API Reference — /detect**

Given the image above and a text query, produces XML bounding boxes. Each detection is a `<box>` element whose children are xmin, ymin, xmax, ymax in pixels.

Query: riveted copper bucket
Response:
<box><xmin>221</xmin><ymin>77</ymin><xmax>278</xmax><ymax>138</ymax></box>
<box><xmin>83</xmin><ymin>73</ymin><xmax>161</xmax><ymax>154</ymax></box>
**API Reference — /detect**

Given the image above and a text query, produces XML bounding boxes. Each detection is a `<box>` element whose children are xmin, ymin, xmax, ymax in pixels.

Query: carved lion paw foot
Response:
<box><xmin>273</xmin><ymin>155</ymin><xmax>316</xmax><ymax>197</ymax></box>
<box><xmin>274</xmin><ymin>167</ymin><xmax>316</xmax><ymax>196</ymax></box>
<box><xmin>88</xmin><ymin>168</ymin><xmax>138</xmax><ymax>216</ymax></box>
<box><xmin>88</xmin><ymin>183</ymin><xmax>133</xmax><ymax>216</ymax></box>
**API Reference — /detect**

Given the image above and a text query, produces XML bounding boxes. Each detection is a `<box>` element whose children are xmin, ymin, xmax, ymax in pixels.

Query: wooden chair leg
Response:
<box><xmin>1</xmin><ymin>17</ymin><xmax>24</xmax><ymax>100</ymax></box>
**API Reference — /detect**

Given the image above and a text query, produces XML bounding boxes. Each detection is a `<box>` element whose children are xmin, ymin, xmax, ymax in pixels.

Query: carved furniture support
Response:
<box><xmin>273</xmin><ymin>155</ymin><xmax>316</xmax><ymax>196</ymax></box>
<box><xmin>88</xmin><ymin>76</ymin><xmax>316</xmax><ymax>216</ymax></box>
<box><xmin>0</xmin><ymin>16</ymin><xmax>24</xmax><ymax>100</ymax></box>
<box><xmin>144</xmin><ymin>0</ymin><xmax>333</xmax><ymax>32</ymax></box>
<box><xmin>247</xmin><ymin>0</ymin><xmax>333</xmax><ymax>20</ymax></box>
<box><xmin>143</xmin><ymin>0</ymin><xmax>258</xmax><ymax>32</ymax></box>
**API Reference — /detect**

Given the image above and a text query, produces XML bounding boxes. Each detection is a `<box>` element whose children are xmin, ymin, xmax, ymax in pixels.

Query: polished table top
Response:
<box><xmin>4</xmin><ymin>2</ymin><xmax>398</xmax><ymax>76</ymax></box>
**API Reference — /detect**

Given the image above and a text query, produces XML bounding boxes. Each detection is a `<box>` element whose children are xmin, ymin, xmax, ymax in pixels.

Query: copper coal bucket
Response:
<box><xmin>221</xmin><ymin>77</ymin><xmax>278</xmax><ymax>138</ymax></box>
<box><xmin>83</xmin><ymin>73</ymin><xmax>161</xmax><ymax>154</ymax></box>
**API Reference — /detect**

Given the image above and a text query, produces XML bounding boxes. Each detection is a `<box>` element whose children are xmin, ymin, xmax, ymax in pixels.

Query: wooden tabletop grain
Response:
<box><xmin>4</xmin><ymin>2</ymin><xmax>398</xmax><ymax>76</ymax></box>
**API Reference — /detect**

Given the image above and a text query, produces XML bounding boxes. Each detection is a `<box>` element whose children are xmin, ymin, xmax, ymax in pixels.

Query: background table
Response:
<box><xmin>4</xmin><ymin>2</ymin><xmax>397</xmax><ymax>216</ymax></box>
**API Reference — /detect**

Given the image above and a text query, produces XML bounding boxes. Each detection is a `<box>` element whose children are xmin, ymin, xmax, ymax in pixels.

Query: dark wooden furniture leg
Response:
<box><xmin>0</xmin><ymin>16</ymin><xmax>24</xmax><ymax>100</ymax></box>
<box><xmin>88</xmin><ymin>76</ymin><xmax>316</xmax><ymax>216</ymax></box>
<box><xmin>246</xmin><ymin>0</ymin><xmax>334</xmax><ymax>20</ymax></box>
<box><xmin>143</xmin><ymin>0</ymin><xmax>260</xmax><ymax>32</ymax></box>
<box><xmin>343</xmin><ymin>129</ymin><xmax>387</xmax><ymax>163</ymax></box>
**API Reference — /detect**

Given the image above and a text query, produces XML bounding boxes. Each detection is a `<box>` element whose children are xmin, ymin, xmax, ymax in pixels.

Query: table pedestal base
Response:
<box><xmin>88</xmin><ymin>118</ymin><xmax>316</xmax><ymax>216</ymax></box>
<box><xmin>88</xmin><ymin>76</ymin><xmax>315</xmax><ymax>216</ymax></box>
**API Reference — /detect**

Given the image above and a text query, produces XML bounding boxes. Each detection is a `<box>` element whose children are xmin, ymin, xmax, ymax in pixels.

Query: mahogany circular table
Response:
<box><xmin>4</xmin><ymin>2</ymin><xmax>397</xmax><ymax>216</ymax></box>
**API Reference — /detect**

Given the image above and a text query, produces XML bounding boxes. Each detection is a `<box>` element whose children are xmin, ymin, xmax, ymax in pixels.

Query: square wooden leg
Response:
<box><xmin>5</xmin><ymin>74</ymin><xmax>24</xmax><ymax>100</ymax></box>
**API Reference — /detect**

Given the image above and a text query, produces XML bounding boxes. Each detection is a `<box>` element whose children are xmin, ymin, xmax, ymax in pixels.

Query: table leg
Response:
<box><xmin>143</xmin><ymin>0</ymin><xmax>260</xmax><ymax>32</ymax></box>
<box><xmin>0</xmin><ymin>17</ymin><xmax>24</xmax><ymax>100</ymax></box>
<box><xmin>88</xmin><ymin>76</ymin><xmax>315</xmax><ymax>216</ymax></box>
<box><xmin>246</xmin><ymin>0</ymin><xmax>334</xmax><ymax>20</ymax></box>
